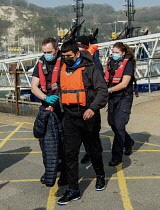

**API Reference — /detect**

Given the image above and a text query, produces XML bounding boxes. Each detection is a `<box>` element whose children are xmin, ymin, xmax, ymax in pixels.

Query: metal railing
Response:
<box><xmin>0</xmin><ymin>53</ymin><xmax>42</xmax><ymax>87</ymax></box>
<box><xmin>98</xmin><ymin>32</ymin><xmax>160</xmax><ymax>93</ymax></box>
<box><xmin>0</xmin><ymin>70</ymin><xmax>40</xmax><ymax>116</ymax></box>
<box><xmin>136</xmin><ymin>57</ymin><xmax>160</xmax><ymax>93</ymax></box>
<box><xmin>0</xmin><ymin>53</ymin><xmax>42</xmax><ymax>116</ymax></box>
<box><xmin>1</xmin><ymin>49</ymin><xmax>160</xmax><ymax>115</ymax></box>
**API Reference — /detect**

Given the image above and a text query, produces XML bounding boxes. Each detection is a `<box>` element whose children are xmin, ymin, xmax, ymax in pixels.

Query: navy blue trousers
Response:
<box><xmin>108</xmin><ymin>95</ymin><xmax>134</xmax><ymax>162</ymax></box>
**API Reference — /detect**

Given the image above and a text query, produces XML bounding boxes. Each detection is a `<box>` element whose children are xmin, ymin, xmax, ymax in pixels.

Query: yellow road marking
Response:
<box><xmin>108</xmin><ymin>135</ymin><xmax>133</xmax><ymax>209</ymax></box>
<box><xmin>135</xmin><ymin>141</ymin><xmax>160</xmax><ymax>147</ymax></box>
<box><xmin>100</xmin><ymin>134</ymin><xmax>110</xmax><ymax>137</ymax></box>
<box><xmin>13</xmin><ymin>131</ymin><xmax>33</xmax><ymax>132</ymax></box>
<box><xmin>0</xmin><ymin>131</ymin><xmax>33</xmax><ymax>133</ymax></box>
<box><xmin>116</xmin><ymin>163</ymin><xmax>133</xmax><ymax>210</ymax></box>
<box><xmin>1</xmin><ymin>176</ymin><xmax>160</xmax><ymax>184</ymax></box>
<box><xmin>21</xmin><ymin>122</ymin><xmax>33</xmax><ymax>125</ymax></box>
<box><xmin>0</xmin><ymin>124</ymin><xmax>16</xmax><ymax>128</ymax></box>
<box><xmin>125</xmin><ymin>176</ymin><xmax>160</xmax><ymax>179</ymax></box>
<box><xmin>0</xmin><ymin>138</ymin><xmax>36</xmax><ymax>140</ymax></box>
<box><xmin>100</xmin><ymin>134</ymin><xmax>160</xmax><ymax>147</ymax></box>
<box><xmin>13</xmin><ymin>122</ymin><xmax>33</xmax><ymax>125</ymax></box>
<box><xmin>0</xmin><ymin>151</ymin><xmax>41</xmax><ymax>155</ymax></box>
<box><xmin>0</xmin><ymin>132</ymin><xmax>11</xmax><ymax>134</ymax></box>
<box><xmin>0</xmin><ymin>122</ymin><xmax>25</xmax><ymax>148</ymax></box>
<box><xmin>1</xmin><ymin>150</ymin><xmax>160</xmax><ymax>155</ymax></box>
<box><xmin>109</xmin><ymin>136</ymin><xmax>114</xmax><ymax>146</ymax></box>
<box><xmin>81</xmin><ymin>176</ymin><xmax>160</xmax><ymax>180</ymax></box>
<box><xmin>0</xmin><ymin>123</ymin><xmax>159</xmax><ymax>210</ymax></box>
<box><xmin>13</xmin><ymin>131</ymin><xmax>33</xmax><ymax>133</ymax></box>
<box><xmin>108</xmin><ymin>136</ymin><xmax>113</xmax><ymax>149</ymax></box>
<box><xmin>103</xmin><ymin>150</ymin><xmax>160</xmax><ymax>152</ymax></box>
<box><xmin>132</xmin><ymin>150</ymin><xmax>160</xmax><ymax>152</ymax></box>
<box><xmin>0</xmin><ymin>179</ymin><xmax>40</xmax><ymax>183</ymax></box>
<box><xmin>0</xmin><ymin>132</ymin><xmax>159</xmax><ymax>146</ymax></box>
<box><xmin>46</xmin><ymin>179</ymin><xmax>58</xmax><ymax>210</ymax></box>
<box><xmin>0</xmin><ymin>132</ymin><xmax>159</xmax><ymax>147</ymax></box>
<box><xmin>0</xmin><ymin>122</ymin><xmax>33</xmax><ymax>126</ymax></box>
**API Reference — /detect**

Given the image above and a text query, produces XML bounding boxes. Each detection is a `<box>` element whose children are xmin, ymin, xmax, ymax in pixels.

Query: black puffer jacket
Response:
<box><xmin>33</xmin><ymin>110</ymin><xmax>63</xmax><ymax>187</ymax></box>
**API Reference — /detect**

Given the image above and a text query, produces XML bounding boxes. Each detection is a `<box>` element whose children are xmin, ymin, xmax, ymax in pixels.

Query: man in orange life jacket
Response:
<box><xmin>75</xmin><ymin>35</ymin><xmax>104</xmax><ymax>164</ymax></box>
<box><xmin>53</xmin><ymin>40</ymin><xmax>108</xmax><ymax>205</ymax></box>
<box><xmin>104</xmin><ymin>42</ymin><xmax>135</xmax><ymax>166</ymax></box>
<box><xmin>31</xmin><ymin>37</ymin><xmax>67</xmax><ymax>186</ymax></box>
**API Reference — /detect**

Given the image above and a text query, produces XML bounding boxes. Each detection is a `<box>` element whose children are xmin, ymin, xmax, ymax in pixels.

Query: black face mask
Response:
<box><xmin>63</xmin><ymin>57</ymin><xmax>75</xmax><ymax>67</ymax></box>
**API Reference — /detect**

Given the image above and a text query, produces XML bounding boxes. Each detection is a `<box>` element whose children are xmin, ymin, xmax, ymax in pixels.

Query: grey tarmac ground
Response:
<box><xmin>0</xmin><ymin>91</ymin><xmax>160</xmax><ymax>210</ymax></box>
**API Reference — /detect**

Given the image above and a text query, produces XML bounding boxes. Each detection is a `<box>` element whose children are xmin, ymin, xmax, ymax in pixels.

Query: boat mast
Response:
<box><xmin>124</xmin><ymin>0</ymin><xmax>135</xmax><ymax>38</ymax></box>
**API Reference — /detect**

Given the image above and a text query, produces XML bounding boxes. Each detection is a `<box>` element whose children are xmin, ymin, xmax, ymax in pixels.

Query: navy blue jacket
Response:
<box><xmin>33</xmin><ymin>110</ymin><xmax>63</xmax><ymax>187</ymax></box>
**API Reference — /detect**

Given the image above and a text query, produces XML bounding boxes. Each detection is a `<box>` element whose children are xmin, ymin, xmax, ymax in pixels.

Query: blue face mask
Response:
<box><xmin>112</xmin><ymin>53</ymin><xmax>121</xmax><ymax>61</ymax></box>
<box><xmin>44</xmin><ymin>54</ymin><xmax>55</xmax><ymax>62</ymax></box>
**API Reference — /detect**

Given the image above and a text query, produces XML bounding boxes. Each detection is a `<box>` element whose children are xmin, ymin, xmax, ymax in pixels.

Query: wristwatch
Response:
<box><xmin>44</xmin><ymin>96</ymin><xmax>47</xmax><ymax>101</ymax></box>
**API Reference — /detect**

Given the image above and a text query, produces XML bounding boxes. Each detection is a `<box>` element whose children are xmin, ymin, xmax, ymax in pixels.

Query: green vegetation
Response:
<box><xmin>0</xmin><ymin>0</ymin><xmax>28</xmax><ymax>7</ymax></box>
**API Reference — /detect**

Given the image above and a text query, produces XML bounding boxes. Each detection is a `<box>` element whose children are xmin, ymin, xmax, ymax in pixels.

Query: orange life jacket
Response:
<box><xmin>104</xmin><ymin>57</ymin><xmax>129</xmax><ymax>84</ymax></box>
<box><xmin>80</xmin><ymin>44</ymin><xmax>98</xmax><ymax>56</ymax></box>
<box><xmin>60</xmin><ymin>64</ymin><xmax>87</xmax><ymax>106</ymax></box>
<box><xmin>87</xmin><ymin>44</ymin><xmax>98</xmax><ymax>56</ymax></box>
<box><xmin>38</xmin><ymin>57</ymin><xmax>61</xmax><ymax>93</ymax></box>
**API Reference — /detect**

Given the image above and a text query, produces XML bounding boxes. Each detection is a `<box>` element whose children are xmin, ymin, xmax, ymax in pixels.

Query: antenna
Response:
<box><xmin>123</xmin><ymin>0</ymin><xmax>127</xmax><ymax>6</ymax></box>
<box><xmin>123</xmin><ymin>0</ymin><xmax>135</xmax><ymax>38</ymax></box>
<box><xmin>72</xmin><ymin>0</ymin><xmax>84</xmax><ymax>36</ymax></box>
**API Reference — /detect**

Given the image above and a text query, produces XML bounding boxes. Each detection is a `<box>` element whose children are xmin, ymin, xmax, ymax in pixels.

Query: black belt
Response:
<box><xmin>60</xmin><ymin>89</ymin><xmax>91</xmax><ymax>111</ymax></box>
<box><xmin>61</xmin><ymin>89</ymin><xmax>91</xmax><ymax>93</ymax></box>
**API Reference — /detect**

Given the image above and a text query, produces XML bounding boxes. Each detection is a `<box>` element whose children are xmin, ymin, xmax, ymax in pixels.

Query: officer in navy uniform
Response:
<box><xmin>105</xmin><ymin>42</ymin><xmax>135</xmax><ymax>166</ymax></box>
<box><xmin>31</xmin><ymin>37</ymin><xmax>67</xmax><ymax>185</ymax></box>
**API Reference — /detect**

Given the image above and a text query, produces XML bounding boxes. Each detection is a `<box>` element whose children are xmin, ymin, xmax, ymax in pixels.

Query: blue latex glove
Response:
<box><xmin>45</xmin><ymin>95</ymin><xmax>59</xmax><ymax>104</ymax></box>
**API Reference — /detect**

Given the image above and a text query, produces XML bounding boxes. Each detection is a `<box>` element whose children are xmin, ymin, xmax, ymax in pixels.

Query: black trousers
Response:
<box><xmin>63</xmin><ymin>112</ymin><xmax>105</xmax><ymax>190</ymax></box>
<box><xmin>108</xmin><ymin>95</ymin><xmax>134</xmax><ymax>162</ymax></box>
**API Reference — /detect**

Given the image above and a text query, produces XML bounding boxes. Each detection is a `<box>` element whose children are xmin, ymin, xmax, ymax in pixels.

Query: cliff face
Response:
<box><xmin>0</xmin><ymin>3</ymin><xmax>160</xmax><ymax>48</ymax></box>
<box><xmin>0</xmin><ymin>5</ymin><xmax>39</xmax><ymax>47</ymax></box>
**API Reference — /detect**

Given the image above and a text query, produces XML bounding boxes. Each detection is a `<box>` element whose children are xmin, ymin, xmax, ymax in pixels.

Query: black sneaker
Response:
<box><xmin>80</xmin><ymin>153</ymin><xmax>90</xmax><ymax>164</ymax></box>
<box><xmin>57</xmin><ymin>189</ymin><xmax>81</xmax><ymax>205</ymax></box>
<box><xmin>58</xmin><ymin>174</ymin><xmax>68</xmax><ymax>186</ymax></box>
<box><xmin>95</xmin><ymin>175</ymin><xmax>106</xmax><ymax>191</ymax></box>
<box><xmin>40</xmin><ymin>174</ymin><xmax>45</xmax><ymax>184</ymax></box>
<box><xmin>124</xmin><ymin>141</ymin><xmax>134</xmax><ymax>156</ymax></box>
<box><xmin>109</xmin><ymin>160</ymin><xmax>122</xmax><ymax>166</ymax></box>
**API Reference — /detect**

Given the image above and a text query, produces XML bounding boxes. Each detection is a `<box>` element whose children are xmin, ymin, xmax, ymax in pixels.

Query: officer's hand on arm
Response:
<box><xmin>44</xmin><ymin>95</ymin><xmax>59</xmax><ymax>104</ymax></box>
<box><xmin>83</xmin><ymin>109</ymin><xmax>95</xmax><ymax>120</ymax></box>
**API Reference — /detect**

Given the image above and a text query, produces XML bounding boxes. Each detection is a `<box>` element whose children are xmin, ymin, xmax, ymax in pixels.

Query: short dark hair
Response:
<box><xmin>76</xmin><ymin>35</ymin><xmax>89</xmax><ymax>47</ymax></box>
<box><xmin>42</xmin><ymin>37</ymin><xmax>58</xmax><ymax>49</ymax></box>
<box><xmin>61</xmin><ymin>40</ymin><xmax>79</xmax><ymax>54</ymax></box>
